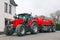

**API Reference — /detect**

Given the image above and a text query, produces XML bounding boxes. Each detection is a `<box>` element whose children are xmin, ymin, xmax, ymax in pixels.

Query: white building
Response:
<box><xmin>0</xmin><ymin>0</ymin><xmax>17</xmax><ymax>32</ymax></box>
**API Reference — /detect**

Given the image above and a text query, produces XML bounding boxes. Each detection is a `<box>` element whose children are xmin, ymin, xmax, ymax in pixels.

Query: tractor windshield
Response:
<box><xmin>18</xmin><ymin>15</ymin><xmax>26</xmax><ymax>20</ymax></box>
<box><xmin>17</xmin><ymin>13</ymin><xmax>33</xmax><ymax>21</ymax></box>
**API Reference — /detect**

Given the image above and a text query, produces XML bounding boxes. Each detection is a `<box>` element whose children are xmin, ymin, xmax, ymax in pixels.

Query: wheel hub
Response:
<box><xmin>33</xmin><ymin>26</ymin><xmax>38</xmax><ymax>32</ymax></box>
<box><xmin>21</xmin><ymin>27</ymin><xmax>25</xmax><ymax>34</ymax></box>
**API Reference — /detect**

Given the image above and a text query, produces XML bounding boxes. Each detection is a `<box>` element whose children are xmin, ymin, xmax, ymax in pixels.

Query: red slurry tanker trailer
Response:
<box><xmin>31</xmin><ymin>16</ymin><xmax>56</xmax><ymax>32</ymax></box>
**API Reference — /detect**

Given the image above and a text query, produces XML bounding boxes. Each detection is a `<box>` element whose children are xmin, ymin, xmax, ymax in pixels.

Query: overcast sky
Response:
<box><xmin>15</xmin><ymin>0</ymin><xmax>60</xmax><ymax>17</ymax></box>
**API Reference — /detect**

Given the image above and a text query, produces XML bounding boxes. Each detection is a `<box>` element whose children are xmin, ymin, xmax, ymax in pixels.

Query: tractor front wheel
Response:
<box><xmin>4</xmin><ymin>25</ymin><xmax>14</xmax><ymax>36</ymax></box>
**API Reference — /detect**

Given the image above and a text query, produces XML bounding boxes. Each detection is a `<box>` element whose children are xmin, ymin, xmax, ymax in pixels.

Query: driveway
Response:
<box><xmin>0</xmin><ymin>31</ymin><xmax>60</xmax><ymax>40</ymax></box>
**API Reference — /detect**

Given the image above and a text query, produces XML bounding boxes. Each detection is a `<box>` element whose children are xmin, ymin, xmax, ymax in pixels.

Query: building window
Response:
<box><xmin>9</xmin><ymin>5</ymin><xmax>12</xmax><ymax>14</ymax></box>
<box><xmin>4</xmin><ymin>3</ymin><xmax>8</xmax><ymax>13</ymax></box>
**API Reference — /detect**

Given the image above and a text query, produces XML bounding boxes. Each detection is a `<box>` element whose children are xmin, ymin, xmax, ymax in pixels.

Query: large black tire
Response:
<box><xmin>47</xmin><ymin>26</ymin><xmax>52</xmax><ymax>32</ymax></box>
<box><xmin>4</xmin><ymin>25</ymin><xmax>13</xmax><ymax>36</ymax></box>
<box><xmin>30</xmin><ymin>22</ymin><xmax>38</xmax><ymax>34</ymax></box>
<box><xmin>52</xmin><ymin>26</ymin><xmax>56</xmax><ymax>32</ymax></box>
<box><xmin>16</xmin><ymin>24</ymin><xmax>26</xmax><ymax>36</ymax></box>
<box><xmin>48</xmin><ymin>28</ymin><xmax>52</xmax><ymax>32</ymax></box>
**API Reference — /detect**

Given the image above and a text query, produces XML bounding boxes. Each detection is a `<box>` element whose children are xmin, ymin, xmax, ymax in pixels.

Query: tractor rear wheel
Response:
<box><xmin>30</xmin><ymin>22</ymin><xmax>38</xmax><ymax>34</ymax></box>
<box><xmin>16</xmin><ymin>24</ymin><xmax>26</xmax><ymax>36</ymax></box>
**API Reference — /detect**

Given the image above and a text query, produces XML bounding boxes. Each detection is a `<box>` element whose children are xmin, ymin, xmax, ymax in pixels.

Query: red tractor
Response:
<box><xmin>4</xmin><ymin>13</ymin><xmax>38</xmax><ymax>36</ymax></box>
<box><xmin>28</xmin><ymin>16</ymin><xmax>56</xmax><ymax>32</ymax></box>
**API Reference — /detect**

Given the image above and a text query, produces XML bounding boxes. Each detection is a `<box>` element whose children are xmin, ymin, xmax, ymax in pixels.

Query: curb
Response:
<box><xmin>0</xmin><ymin>32</ymin><xmax>4</xmax><ymax>35</ymax></box>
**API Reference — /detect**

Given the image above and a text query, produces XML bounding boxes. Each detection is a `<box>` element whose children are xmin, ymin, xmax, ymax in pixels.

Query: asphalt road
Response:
<box><xmin>0</xmin><ymin>31</ymin><xmax>60</xmax><ymax>40</ymax></box>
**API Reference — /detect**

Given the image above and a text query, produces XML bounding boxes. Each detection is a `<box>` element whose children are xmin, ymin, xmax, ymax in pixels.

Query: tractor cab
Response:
<box><xmin>16</xmin><ymin>13</ymin><xmax>33</xmax><ymax>24</ymax></box>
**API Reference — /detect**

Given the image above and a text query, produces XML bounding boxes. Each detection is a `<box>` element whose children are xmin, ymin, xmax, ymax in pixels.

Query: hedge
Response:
<box><xmin>56</xmin><ymin>23</ymin><xmax>60</xmax><ymax>30</ymax></box>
